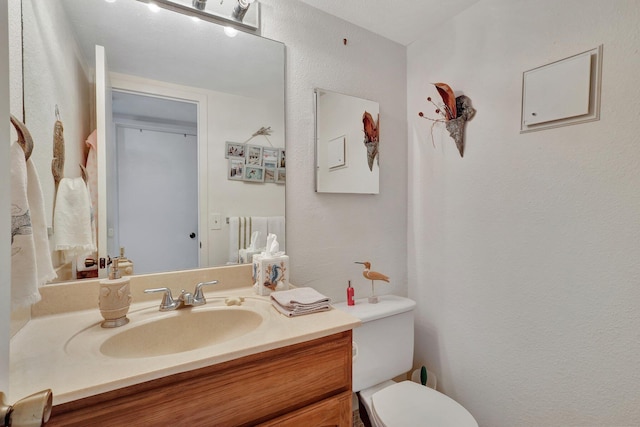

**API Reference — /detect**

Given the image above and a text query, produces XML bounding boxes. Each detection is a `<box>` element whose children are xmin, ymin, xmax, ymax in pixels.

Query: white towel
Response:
<box><xmin>27</xmin><ymin>156</ymin><xmax>56</xmax><ymax>285</ymax></box>
<box><xmin>267</xmin><ymin>216</ymin><xmax>286</xmax><ymax>253</ymax></box>
<box><xmin>53</xmin><ymin>177</ymin><xmax>95</xmax><ymax>253</ymax></box>
<box><xmin>228</xmin><ymin>217</ymin><xmax>240</xmax><ymax>263</ymax></box>
<box><xmin>11</xmin><ymin>143</ymin><xmax>40</xmax><ymax>308</ymax></box>
<box><xmin>270</xmin><ymin>287</ymin><xmax>331</xmax><ymax>317</ymax></box>
<box><xmin>229</xmin><ymin>216</ymin><xmax>268</xmax><ymax>263</ymax></box>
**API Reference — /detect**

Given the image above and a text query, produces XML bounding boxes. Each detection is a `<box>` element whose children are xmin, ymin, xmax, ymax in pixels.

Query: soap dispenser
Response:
<box><xmin>98</xmin><ymin>258</ymin><xmax>132</xmax><ymax>328</ymax></box>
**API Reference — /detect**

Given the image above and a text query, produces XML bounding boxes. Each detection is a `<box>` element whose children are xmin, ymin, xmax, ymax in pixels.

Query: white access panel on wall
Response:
<box><xmin>521</xmin><ymin>45</ymin><xmax>602</xmax><ymax>133</ymax></box>
<box><xmin>328</xmin><ymin>135</ymin><xmax>346</xmax><ymax>170</ymax></box>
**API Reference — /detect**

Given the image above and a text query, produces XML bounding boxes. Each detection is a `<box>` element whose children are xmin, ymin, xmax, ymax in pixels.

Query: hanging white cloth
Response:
<box><xmin>228</xmin><ymin>217</ymin><xmax>254</xmax><ymax>263</ymax></box>
<box><xmin>53</xmin><ymin>177</ymin><xmax>95</xmax><ymax>254</ymax></box>
<box><xmin>27</xmin><ymin>153</ymin><xmax>56</xmax><ymax>286</ymax></box>
<box><xmin>228</xmin><ymin>217</ymin><xmax>241</xmax><ymax>264</ymax></box>
<box><xmin>11</xmin><ymin>142</ymin><xmax>49</xmax><ymax>308</ymax></box>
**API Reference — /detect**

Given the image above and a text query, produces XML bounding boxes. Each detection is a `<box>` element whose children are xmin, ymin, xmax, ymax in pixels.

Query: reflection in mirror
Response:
<box><xmin>315</xmin><ymin>88</ymin><xmax>380</xmax><ymax>194</ymax></box>
<box><xmin>19</xmin><ymin>0</ymin><xmax>285</xmax><ymax>282</ymax></box>
<box><xmin>111</xmin><ymin>91</ymin><xmax>199</xmax><ymax>274</ymax></box>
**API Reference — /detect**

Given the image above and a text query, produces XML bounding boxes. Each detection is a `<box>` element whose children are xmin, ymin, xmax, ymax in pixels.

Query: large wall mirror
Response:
<box><xmin>16</xmin><ymin>0</ymin><xmax>285</xmax><ymax>283</ymax></box>
<box><xmin>314</xmin><ymin>88</ymin><xmax>379</xmax><ymax>194</ymax></box>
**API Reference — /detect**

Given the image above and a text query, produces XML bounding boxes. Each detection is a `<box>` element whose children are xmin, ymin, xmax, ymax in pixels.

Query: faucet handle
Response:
<box><xmin>192</xmin><ymin>280</ymin><xmax>219</xmax><ymax>306</ymax></box>
<box><xmin>179</xmin><ymin>290</ymin><xmax>194</xmax><ymax>306</ymax></box>
<box><xmin>144</xmin><ymin>287</ymin><xmax>179</xmax><ymax>311</ymax></box>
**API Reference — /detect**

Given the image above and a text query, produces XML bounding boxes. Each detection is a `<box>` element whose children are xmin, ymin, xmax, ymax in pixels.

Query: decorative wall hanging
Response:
<box><xmin>10</xmin><ymin>115</ymin><xmax>34</xmax><ymax>161</ymax></box>
<box><xmin>52</xmin><ymin>108</ymin><xmax>65</xmax><ymax>192</ymax></box>
<box><xmin>225</xmin><ymin>140</ymin><xmax>285</xmax><ymax>184</ymax></box>
<box><xmin>418</xmin><ymin>83</ymin><xmax>475</xmax><ymax>157</ymax></box>
<box><xmin>362</xmin><ymin>111</ymin><xmax>380</xmax><ymax>171</ymax></box>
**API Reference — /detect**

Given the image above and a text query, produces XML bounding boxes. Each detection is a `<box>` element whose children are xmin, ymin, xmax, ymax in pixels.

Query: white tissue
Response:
<box><xmin>248</xmin><ymin>231</ymin><xmax>260</xmax><ymax>251</ymax></box>
<box><xmin>263</xmin><ymin>233</ymin><xmax>283</xmax><ymax>257</ymax></box>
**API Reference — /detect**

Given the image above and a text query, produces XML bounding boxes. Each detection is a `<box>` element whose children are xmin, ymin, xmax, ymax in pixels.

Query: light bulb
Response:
<box><xmin>224</xmin><ymin>26</ymin><xmax>239</xmax><ymax>37</ymax></box>
<box><xmin>148</xmin><ymin>2</ymin><xmax>160</xmax><ymax>12</ymax></box>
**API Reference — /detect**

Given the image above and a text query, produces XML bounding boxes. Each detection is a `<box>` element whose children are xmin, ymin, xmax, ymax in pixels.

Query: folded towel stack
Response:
<box><xmin>270</xmin><ymin>287</ymin><xmax>331</xmax><ymax>317</ymax></box>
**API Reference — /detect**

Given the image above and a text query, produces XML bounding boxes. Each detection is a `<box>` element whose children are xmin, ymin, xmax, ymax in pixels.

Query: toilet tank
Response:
<box><xmin>334</xmin><ymin>295</ymin><xmax>416</xmax><ymax>392</ymax></box>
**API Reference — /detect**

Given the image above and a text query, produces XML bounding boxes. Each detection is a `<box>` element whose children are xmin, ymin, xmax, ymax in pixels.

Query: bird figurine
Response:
<box><xmin>355</xmin><ymin>261</ymin><xmax>389</xmax><ymax>303</ymax></box>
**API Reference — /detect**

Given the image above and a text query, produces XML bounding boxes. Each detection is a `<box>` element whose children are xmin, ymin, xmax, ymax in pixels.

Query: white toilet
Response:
<box><xmin>334</xmin><ymin>295</ymin><xmax>478</xmax><ymax>427</ymax></box>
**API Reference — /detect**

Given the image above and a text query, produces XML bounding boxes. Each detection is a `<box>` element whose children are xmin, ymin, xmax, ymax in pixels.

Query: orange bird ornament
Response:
<box><xmin>355</xmin><ymin>261</ymin><xmax>389</xmax><ymax>303</ymax></box>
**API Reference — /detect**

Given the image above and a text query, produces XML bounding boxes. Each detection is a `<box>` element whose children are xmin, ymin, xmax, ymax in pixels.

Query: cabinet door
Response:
<box><xmin>258</xmin><ymin>391</ymin><xmax>352</xmax><ymax>427</ymax></box>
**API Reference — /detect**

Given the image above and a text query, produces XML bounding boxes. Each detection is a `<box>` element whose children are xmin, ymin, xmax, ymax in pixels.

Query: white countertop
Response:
<box><xmin>10</xmin><ymin>286</ymin><xmax>360</xmax><ymax>405</ymax></box>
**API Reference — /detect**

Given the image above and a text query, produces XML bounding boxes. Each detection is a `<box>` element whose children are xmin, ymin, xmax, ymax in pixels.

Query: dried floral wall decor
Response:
<box><xmin>362</xmin><ymin>111</ymin><xmax>379</xmax><ymax>171</ymax></box>
<box><xmin>418</xmin><ymin>83</ymin><xmax>475</xmax><ymax>157</ymax></box>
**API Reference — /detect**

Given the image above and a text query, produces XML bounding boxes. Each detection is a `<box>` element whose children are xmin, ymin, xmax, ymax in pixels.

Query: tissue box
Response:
<box><xmin>252</xmin><ymin>254</ymin><xmax>289</xmax><ymax>296</ymax></box>
<box><xmin>239</xmin><ymin>248</ymin><xmax>262</xmax><ymax>264</ymax></box>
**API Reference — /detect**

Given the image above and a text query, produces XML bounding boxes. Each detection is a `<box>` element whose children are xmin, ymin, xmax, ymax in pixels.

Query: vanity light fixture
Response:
<box><xmin>138</xmin><ymin>0</ymin><xmax>260</xmax><ymax>32</ymax></box>
<box><xmin>232</xmin><ymin>0</ymin><xmax>255</xmax><ymax>22</ymax></box>
<box><xmin>192</xmin><ymin>0</ymin><xmax>207</xmax><ymax>10</ymax></box>
<box><xmin>147</xmin><ymin>2</ymin><xmax>161</xmax><ymax>12</ymax></box>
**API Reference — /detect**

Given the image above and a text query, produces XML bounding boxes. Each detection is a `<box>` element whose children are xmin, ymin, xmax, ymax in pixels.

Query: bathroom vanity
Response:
<box><xmin>49</xmin><ymin>331</ymin><xmax>353</xmax><ymax>426</ymax></box>
<box><xmin>10</xmin><ymin>265</ymin><xmax>359</xmax><ymax>426</ymax></box>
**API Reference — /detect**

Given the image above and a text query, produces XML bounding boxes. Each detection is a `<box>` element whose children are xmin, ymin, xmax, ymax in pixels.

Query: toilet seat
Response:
<box><xmin>370</xmin><ymin>381</ymin><xmax>478</xmax><ymax>427</ymax></box>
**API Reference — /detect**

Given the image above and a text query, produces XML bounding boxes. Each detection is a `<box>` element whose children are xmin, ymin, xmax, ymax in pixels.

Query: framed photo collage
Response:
<box><xmin>226</xmin><ymin>141</ymin><xmax>285</xmax><ymax>184</ymax></box>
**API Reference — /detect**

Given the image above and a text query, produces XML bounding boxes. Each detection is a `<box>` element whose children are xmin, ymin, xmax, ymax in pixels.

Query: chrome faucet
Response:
<box><xmin>144</xmin><ymin>280</ymin><xmax>218</xmax><ymax>311</ymax></box>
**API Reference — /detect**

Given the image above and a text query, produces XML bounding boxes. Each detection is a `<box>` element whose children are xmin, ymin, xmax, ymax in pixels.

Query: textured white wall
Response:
<box><xmin>261</xmin><ymin>0</ymin><xmax>408</xmax><ymax>303</ymax></box>
<box><xmin>407</xmin><ymin>0</ymin><xmax>640</xmax><ymax>425</ymax></box>
<box><xmin>20</xmin><ymin>0</ymin><xmax>91</xmax><ymax>229</ymax></box>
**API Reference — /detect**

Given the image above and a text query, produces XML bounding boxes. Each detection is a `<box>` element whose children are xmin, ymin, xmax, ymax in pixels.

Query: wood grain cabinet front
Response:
<box><xmin>48</xmin><ymin>330</ymin><xmax>353</xmax><ymax>427</ymax></box>
<box><xmin>258</xmin><ymin>390</ymin><xmax>352</xmax><ymax>427</ymax></box>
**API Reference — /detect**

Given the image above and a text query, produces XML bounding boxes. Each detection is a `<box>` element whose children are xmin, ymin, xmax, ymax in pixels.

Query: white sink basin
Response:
<box><xmin>65</xmin><ymin>307</ymin><xmax>264</xmax><ymax>359</ymax></box>
<box><xmin>100</xmin><ymin>308</ymin><xmax>263</xmax><ymax>358</ymax></box>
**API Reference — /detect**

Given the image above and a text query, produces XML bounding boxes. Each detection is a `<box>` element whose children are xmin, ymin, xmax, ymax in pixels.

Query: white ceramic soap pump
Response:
<box><xmin>98</xmin><ymin>257</ymin><xmax>132</xmax><ymax>328</ymax></box>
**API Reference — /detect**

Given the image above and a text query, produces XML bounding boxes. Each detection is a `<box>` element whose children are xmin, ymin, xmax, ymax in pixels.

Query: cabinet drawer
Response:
<box><xmin>258</xmin><ymin>390</ymin><xmax>352</xmax><ymax>427</ymax></box>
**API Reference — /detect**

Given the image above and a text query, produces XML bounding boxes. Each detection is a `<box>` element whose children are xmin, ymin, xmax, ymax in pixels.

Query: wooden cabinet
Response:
<box><xmin>258</xmin><ymin>390</ymin><xmax>352</xmax><ymax>427</ymax></box>
<box><xmin>48</xmin><ymin>331</ymin><xmax>352</xmax><ymax>426</ymax></box>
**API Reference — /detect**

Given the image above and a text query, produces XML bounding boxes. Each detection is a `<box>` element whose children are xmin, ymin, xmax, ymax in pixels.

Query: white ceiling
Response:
<box><xmin>296</xmin><ymin>0</ymin><xmax>480</xmax><ymax>46</ymax></box>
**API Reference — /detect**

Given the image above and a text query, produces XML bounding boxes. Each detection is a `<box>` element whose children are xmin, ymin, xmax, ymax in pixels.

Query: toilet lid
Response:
<box><xmin>371</xmin><ymin>381</ymin><xmax>478</xmax><ymax>427</ymax></box>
